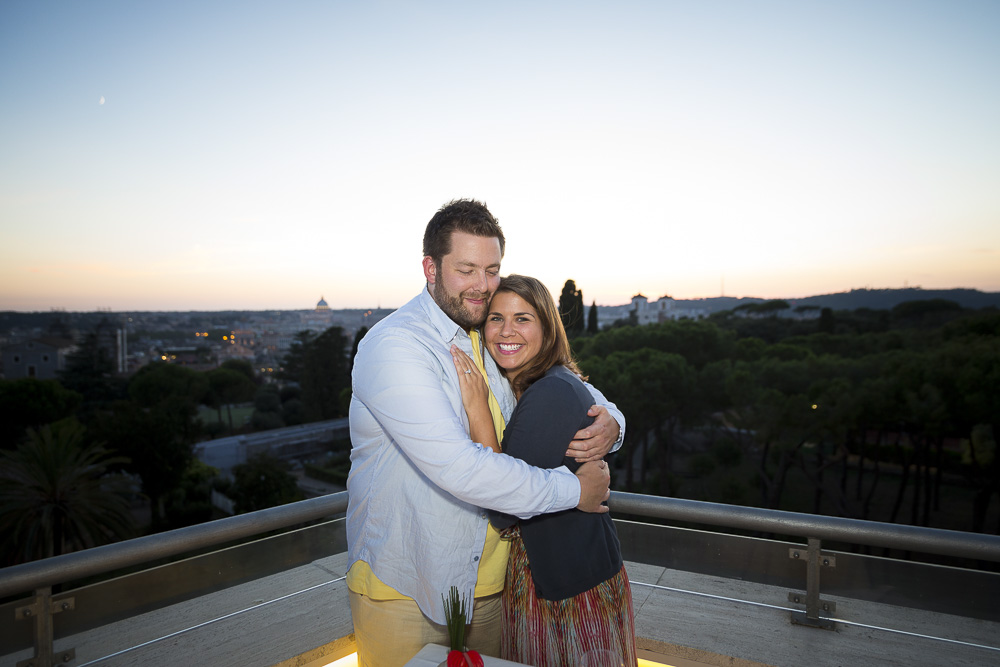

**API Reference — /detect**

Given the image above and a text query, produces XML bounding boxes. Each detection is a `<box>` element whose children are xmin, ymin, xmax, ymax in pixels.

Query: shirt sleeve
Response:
<box><xmin>581</xmin><ymin>380</ymin><xmax>627</xmax><ymax>453</ymax></box>
<box><xmin>352</xmin><ymin>331</ymin><xmax>580</xmax><ymax>518</ymax></box>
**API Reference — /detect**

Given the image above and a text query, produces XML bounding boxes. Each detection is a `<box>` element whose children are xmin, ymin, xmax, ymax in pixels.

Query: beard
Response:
<box><xmin>432</xmin><ymin>282</ymin><xmax>491</xmax><ymax>330</ymax></box>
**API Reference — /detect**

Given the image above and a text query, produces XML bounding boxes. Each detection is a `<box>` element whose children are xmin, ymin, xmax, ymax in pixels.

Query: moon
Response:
<box><xmin>99</xmin><ymin>96</ymin><xmax>105</xmax><ymax>105</ymax></box>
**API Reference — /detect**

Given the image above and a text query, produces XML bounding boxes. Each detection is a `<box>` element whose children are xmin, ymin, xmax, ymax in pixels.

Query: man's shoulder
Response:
<box><xmin>364</xmin><ymin>294</ymin><xmax>429</xmax><ymax>338</ymax></box>
<box><xmin>356</xmin><ymin>293</ymin><xmax>446</xmax><ymax>362</ymax></box>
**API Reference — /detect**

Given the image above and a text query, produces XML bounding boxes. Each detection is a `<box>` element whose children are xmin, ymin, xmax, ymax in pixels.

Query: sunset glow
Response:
<box><xmin>2</xmin><ymin>1</ymin><xmax>998</xmax><ymax>311</ymax></box>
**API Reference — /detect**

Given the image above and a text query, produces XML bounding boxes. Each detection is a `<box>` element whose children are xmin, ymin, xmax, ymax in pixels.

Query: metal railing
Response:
<box><xmin>2</xmin><ymin>490</ymin><xmax>999</xmax><ymax>666</ymax></box>
<box><xmin>611</xmin><ymin>491</ymin><xmax>1000</xmax><ymax>562</ymax></box>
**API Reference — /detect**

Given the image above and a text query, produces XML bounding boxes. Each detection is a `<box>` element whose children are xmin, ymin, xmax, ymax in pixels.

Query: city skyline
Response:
<box><xmin>2</xmin><ymin>1</ymin><xmax>999</xmax><ymax>312</ymax></box>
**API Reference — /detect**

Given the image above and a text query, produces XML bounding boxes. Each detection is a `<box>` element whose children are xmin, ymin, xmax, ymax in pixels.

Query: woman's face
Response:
<box><xmin>484</xmin><ymin>290</ymin><xmax>543</xmax><ymax>382</ymax></box>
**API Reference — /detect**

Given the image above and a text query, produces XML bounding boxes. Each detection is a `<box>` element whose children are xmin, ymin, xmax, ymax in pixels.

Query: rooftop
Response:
<box><xmin>2</xmin><ymin>492</ymin><xmax>998</xmax><ymax>667</ymax></box>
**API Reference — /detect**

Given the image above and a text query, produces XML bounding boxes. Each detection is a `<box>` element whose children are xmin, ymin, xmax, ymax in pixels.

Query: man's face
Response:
<box><xmin>424</xmin><ymin>230</ymin><xmax>502</xmax><ymax>329</ymax></box>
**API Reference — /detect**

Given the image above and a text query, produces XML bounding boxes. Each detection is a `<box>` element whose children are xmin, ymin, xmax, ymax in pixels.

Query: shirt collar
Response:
<box><xmin>418</xmin><ymin>286</ymin><xmax>471</xmax><ymax>344</ymax></box>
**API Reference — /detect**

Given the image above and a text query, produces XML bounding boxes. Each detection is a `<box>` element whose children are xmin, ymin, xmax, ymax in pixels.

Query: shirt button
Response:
<box><xmin>473</xmin><ymin>555</ymin><xmax>480</xmax><ymax>562</ymax></box>
<box><xmin>481</xmin><ymin>512</ymin><xmax>488</xmax><ymax>520</ymax></box>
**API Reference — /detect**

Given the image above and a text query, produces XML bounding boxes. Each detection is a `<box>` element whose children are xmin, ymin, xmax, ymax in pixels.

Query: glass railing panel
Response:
<box><xmin>0</xmin><ymin>519</ymin><xmax>349</xmax><ymax>666</ymax></box>
<box><xmin>4</xmin><ymin>492</ymin><xmax>999</xmax><ymax>666</ymax></box>
<box><xmin>615</xmin><ymin>518</ymin><xmax>1000</xmax><ymax>657</ymax></box>
<box><xmin>615</xmin><ymin>519</ymin><xmax>1000</xmax><ymax>621</ymax></box>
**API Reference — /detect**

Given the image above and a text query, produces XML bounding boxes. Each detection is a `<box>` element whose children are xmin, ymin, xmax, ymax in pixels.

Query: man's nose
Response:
<box><xmin>472</xmin><ymin>270</ymin><xmax>488</xmax><ymax>292</ymax></box>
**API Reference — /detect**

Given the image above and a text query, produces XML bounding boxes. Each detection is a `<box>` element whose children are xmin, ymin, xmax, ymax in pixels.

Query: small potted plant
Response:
<box><xmin>439</xmin><ymin>586</ymin><xmax>485</xmax><ymax>667</ymax></box>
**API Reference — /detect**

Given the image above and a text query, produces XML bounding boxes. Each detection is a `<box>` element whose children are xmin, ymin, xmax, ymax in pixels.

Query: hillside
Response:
<box><xmin>677</xmin><ymin>288</ymin><xmax>1000</xmax><ymax>314</ymax></box>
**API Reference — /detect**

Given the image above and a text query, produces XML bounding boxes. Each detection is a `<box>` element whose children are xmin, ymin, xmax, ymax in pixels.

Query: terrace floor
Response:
<box><xmin>8</xmin><ymin>550</ymin><xmax>996</xmax><ymax>667</ymax></box>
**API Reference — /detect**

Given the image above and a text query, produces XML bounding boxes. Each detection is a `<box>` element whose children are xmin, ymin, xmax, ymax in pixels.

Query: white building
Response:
<box><xmin>631</xmin><ymin>293</ymin><xmax>677</xmax><ymax>325</ymax></box>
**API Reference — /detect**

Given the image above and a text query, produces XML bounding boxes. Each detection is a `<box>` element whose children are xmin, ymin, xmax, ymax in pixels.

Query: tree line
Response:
<box><xmin>3</xmin><ymin>290</ymin><xmax>997</xmax><ymax>566</ymax></box>
<box><xmin>0</xmin><ymin>325</ymin><xmax>358</xmax><ymax>565</ymax></box>
<box><xmin>566</xmin><ymin>295</ymin><xmax>1000</xmax><ymax>537</ymax></box>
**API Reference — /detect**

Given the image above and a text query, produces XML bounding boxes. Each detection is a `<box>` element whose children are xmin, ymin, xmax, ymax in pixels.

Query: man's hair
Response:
<box><xmin>493</xmin><ymin>274</ymin><xmax>586</xmax><ymax>397</ymax></box>
<box><xmin>422</xmin><ymin>199</ymin><xmax>506</xmax><ymax>263</ymax></box>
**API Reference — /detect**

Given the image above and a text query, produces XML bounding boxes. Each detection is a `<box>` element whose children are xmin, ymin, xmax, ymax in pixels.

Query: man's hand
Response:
<box><xmin>567</xmin><ymin>405</ymin><xmax>621</xmax><ymax>462</ymax></box>
<box><xmin>575</xmin><ymin>459</ymin><xmax>611</xmax><ymax>513</ymax></box>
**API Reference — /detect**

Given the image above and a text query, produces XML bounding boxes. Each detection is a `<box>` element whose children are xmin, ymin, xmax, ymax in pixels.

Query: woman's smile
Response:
<box><xmin>496</xmin><ymin>342</ymin><xmax>524</xmax><ymax>354</ymax></box>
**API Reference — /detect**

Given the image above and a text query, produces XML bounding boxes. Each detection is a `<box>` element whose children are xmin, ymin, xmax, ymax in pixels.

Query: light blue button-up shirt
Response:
<box><xmin>347</xmin><ymin>287</ymin><xmax>624</xmax><ymax>623</ymax></box>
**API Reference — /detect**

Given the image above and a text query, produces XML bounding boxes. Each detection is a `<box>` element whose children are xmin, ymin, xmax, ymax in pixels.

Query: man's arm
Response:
<box><xmin>353</xmin><ymin>332</ymin><xmax>584</xmax><ymax>518</ymax></box>
<box><xmin>566</xmin><ymin>381</ymin><xmax>626</xmax><ymax>462</ymax></box>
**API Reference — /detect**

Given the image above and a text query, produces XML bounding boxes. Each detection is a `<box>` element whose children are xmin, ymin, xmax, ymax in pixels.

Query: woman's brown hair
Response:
<box><xmin>492</xmin><ymin>274</ymin><xmax>586</xmax><ymax>397</ymax></box>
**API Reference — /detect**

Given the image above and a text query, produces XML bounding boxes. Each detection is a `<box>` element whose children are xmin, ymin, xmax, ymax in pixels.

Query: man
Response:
<box><xmin>347</xmin><ymin>199</ymin><xmax>624</xmax><ymax>666</ymax></box>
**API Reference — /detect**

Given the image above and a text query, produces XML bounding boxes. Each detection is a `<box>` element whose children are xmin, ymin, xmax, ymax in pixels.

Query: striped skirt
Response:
<box><xmin>500</xmin><ymin>529</ymin><xmax>637</xmax><ymax>667</ymax></box>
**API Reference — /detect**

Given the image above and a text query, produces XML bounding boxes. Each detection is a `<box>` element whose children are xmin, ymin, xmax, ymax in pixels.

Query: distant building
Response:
<box><xmin>302</xmin><ymin>296</ymin><xmax>335</xmax><ymax>332</ymax></box>
<box><xmin>158</xmin><ymin>346</ymin><xmax>214</xmax><ymax>368</ymax></box>
<box><xmin>1</xmin><ymin>337</ymin><xmax>77</xmax><ymax>380</ymax></box>
<box><xmin>631</xmin><ymin>293</ymin><xmax>677</xmax><ymax>325</ymax></box>
<box><xmin>260</xmin><ymin>330</ymin><xmax>295</xmax><ymax>356</ymax></box>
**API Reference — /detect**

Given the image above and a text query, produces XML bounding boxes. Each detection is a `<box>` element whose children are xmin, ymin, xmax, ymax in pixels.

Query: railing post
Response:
<box><xmin>788</xmin><ymin>537</ymin><xmax>836</xmax><ymax>630</ymax></box>
<box><xmin>15</xmin><ymin>587</ymin><xmax>75</xmax><ymax>667</ymax></box>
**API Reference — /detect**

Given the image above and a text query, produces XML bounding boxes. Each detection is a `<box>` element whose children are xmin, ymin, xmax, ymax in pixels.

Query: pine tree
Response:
<box><xmin>588</xmin><ymin>300</ymin><xmax>599</xmax><ymax>334</ymax></box>
<box><xmin>558</xmin><ymin>280</ymin><xmax>584</xmax><ymax>336</ymax></box>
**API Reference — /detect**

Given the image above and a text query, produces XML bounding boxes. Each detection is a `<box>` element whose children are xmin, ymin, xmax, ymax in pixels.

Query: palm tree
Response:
<box><xmin>0</xmin><ymin>420</ymin><xmax>137</xmax><ymax>565</ymax></box>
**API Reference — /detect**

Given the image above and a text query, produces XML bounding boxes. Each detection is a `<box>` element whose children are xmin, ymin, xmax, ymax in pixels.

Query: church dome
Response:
<box><xmin>316</xmin><ymin>296</ymin><xmax>330</xmax><ymax>311</ymax></box>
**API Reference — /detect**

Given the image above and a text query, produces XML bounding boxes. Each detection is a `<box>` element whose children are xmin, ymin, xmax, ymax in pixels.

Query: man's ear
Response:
<box><xmin>422</xmin><ymin>256</ymin><xmax>437</xmax><ymax>285</ymax></box>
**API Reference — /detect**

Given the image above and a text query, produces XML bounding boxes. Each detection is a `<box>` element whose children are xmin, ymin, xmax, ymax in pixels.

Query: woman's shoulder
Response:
<box><xmin>522</xmin><ymin>365</ymin><xmax>590</xmax><ymax>405</ymax></box>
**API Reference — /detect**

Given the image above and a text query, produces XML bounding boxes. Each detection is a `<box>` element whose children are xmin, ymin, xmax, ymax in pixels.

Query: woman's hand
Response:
<box><xmin>451</xmin><ymin>345</ymin><xmax>501</xmax><ymax>453</ymax></box>
<box><xmin>451</xmin><ymin>345</ymin><xmax>489</xmax><ymax>414</ymax></box>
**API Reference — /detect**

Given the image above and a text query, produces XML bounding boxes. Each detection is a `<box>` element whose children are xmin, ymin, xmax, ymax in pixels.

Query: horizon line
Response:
<box><xmin>3</xmin><ymin>285</ymin><xmax>999</xmax><ymax>315</ymax></box>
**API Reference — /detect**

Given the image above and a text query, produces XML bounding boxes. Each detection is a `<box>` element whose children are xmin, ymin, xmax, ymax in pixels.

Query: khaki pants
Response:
<box><xmin>349</xmin><ymin>590</ymin><xmax>502</xmax><ymax>667</ymax></box>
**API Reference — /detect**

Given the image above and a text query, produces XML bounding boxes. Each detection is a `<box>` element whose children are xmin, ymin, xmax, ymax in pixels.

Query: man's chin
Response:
<box><xmin>464</xmin><ymin>304</ymin><xmax>488</xmax><ymax>327</ymax></box>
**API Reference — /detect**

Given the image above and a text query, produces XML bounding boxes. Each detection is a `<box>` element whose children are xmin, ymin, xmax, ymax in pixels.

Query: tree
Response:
<box><xmin>558</xmin><ymin>280</ymin><xmax>584</xmax><ymax>336</ymax></box>
<box><xmin>0</xmin><ymin>421</ymin><xmax>135</xmax><ymax>565</ymax></box>
<box><xmin>229</xmin><ymin>453</ymin><xmax>303</xmax><ymax>513</ymax></box>
<box><xmin>94</xmin><ymin>363</ymin><xmax>206</xmax><ymax>528</ymax></box>
<box><xmin>95</xmin><ymin>399</ymin><xmax>198</xmax><ymax>530</ymax></box>
<box><xmin>818</xmin><ymin>307</ymin><xmax>836</xmax><ymax>334</ymax></box>
<box><xmin>581</xmin><ymin>348</ymin><xmax>699</xmax><ymax>493</ymax></box>
<box><xmin>279</xmin><ymin>330</ymin><xmax>316</xmax><ymax>383</ymax></box>
<box><xmin>220</xmin><ymin>358</ymin><xmax>256</xmax><ymax>382</ymax></box>
<box><xmin>205</xmin><ymin>367</ymin><xmax>257</xmax><ymax>434</ymax></box>
<box><xmin>129</xmin><ymin>362</ymin><xmax>209</xmax><ymax>408</ymax></box>
<box><xmin>252</xmin><ymin>385</ymin><xmax>285</xmax><ymax>430</ymax></box>
<box><xmin>964</xmin><ymin>424</ymin><xmax>999</xmax><ymax>533</ymax></box>
<box><xmin>587</xmin><ymin>301</ymin><xmax>599</xmax><ymax>335</ymax></box>
<box><xmin>722</xmin><ymin>357</ymin><xmax>823</xmax><ymax>510</ymax></box>
<box><xmin>282</xmin><ymin>327</ymin><xmax>352</xmax><ymax>421</ymax></box>
<box><xmin>735</xmin><ymin>300</ymin><xmax>791</xmax><ymax>318</ymax></box>
<box><xmin>164</xmin><ymin>459</ymin><xmax>219</xmax><ymax>529</ymax></box>
<box><xmin>59</xmin><ymin>331</ymin><xmax>125</xmax><ymax>413</ymax></box>
<box><xmin>0</xmin><ymin>379</ymin><xmax>81</xmax><ymax>450</ymax></box>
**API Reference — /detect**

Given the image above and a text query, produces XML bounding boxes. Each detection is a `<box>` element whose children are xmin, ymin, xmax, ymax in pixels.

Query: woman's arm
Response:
<box><xmin>450</xmin><ymin>345</ymin><xmax>501</xmax><ymax>453</ymax></box>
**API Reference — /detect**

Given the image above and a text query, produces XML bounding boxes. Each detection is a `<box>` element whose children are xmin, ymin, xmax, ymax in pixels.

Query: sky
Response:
<box><xmin>1</xmin><ymin>1</ymin><xmax>998</xmax><ymax>312</ymax></box>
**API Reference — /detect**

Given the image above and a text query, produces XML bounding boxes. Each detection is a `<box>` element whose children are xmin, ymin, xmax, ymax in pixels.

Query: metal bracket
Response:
<box><xmin>787</xmin><ymin>537</ymin><xmax>837</xmax><ymax>631</ymax></box>
<box><xmin>15</xmin><ymin>588</ymin><xmax>77</xmax><ymax>667</ymax></box>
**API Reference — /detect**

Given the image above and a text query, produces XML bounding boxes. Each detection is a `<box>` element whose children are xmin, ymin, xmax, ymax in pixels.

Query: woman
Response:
<box><xmin>451</xmin><ymin>275</ymin><xmax>637</xmax><ymax>667</ymax></box>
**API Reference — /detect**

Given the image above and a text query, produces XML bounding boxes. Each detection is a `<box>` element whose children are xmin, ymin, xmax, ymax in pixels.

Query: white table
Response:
<box><xmin>403</xmin><ymin>644</ymin><xmax>528</xmax><ymax>666</ymax></box>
